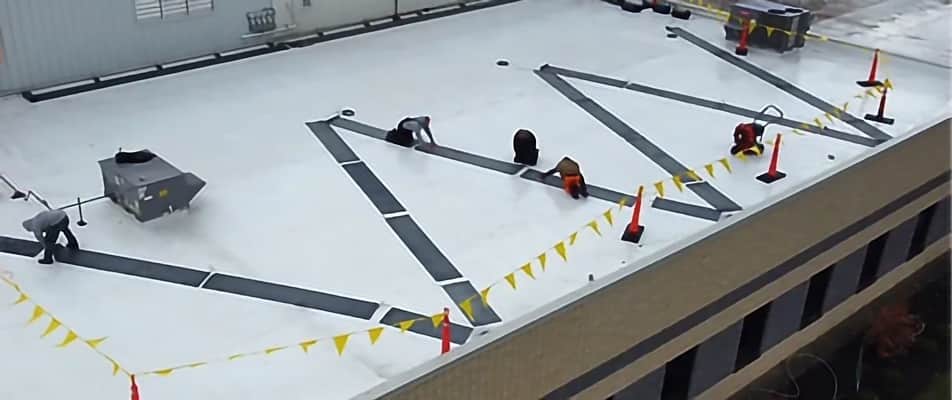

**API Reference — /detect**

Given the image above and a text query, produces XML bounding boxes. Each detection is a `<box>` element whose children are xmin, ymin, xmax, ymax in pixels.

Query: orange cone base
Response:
<box><xmin>735</xmin><ymin>47</ymin><xmax>748</xmax><ymax>56</ymax></box>
<box><xmin>865</xmin><ymin>113</ymin><xmax>894</xmax><ymax>125</ymax></box>
<box><xmin>756</xmin><ymin>171</ymin><xmax>787</xmax><ymax>184</ymax></box>
<box><xmin>856</xmin><ymin>80</ymin><xmax>883</xmax><ymax>88</ymax></box>
<box><xmin>621</xmin><ymin>224</ymin><xmax>645</xmax><ymax>243</ymax></box>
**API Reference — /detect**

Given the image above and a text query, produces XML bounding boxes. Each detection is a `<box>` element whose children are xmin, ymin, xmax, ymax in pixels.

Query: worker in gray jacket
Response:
<box><xmin>386</xmin><ymin>116</ymin><xmax>435</xmax><ymax>147</ymax></box>
<box><xmin>21</xmin><ymin>209</ymin><xmax>79</xmax><ymax>264</ymax></box>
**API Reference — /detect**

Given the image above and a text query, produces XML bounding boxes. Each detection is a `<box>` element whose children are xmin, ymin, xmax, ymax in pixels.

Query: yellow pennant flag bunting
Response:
<box><xmin>537</xmin><ymin>253</ymin><xmax>548</xmax><ymax>271</ymax></box>
<box><xmin>504</xmin><ymin>273</ymin><xmax>517</xmax><ymax>290</ymax></box>
<box><xmin>765</xmin><ymin>26</ymin><xmax>775</xmax><ymax>37</ymax></box>
<box><xmin>672</xmin><ymin>175</ymin><xmax>684</xmax><ymax>192</ymax></box>
<box><xmin>398</xmin><ymin>320</ymin><xmax>416</xmax><ymax>333</ymax></box>
<box><xmin>824</xmin><ymin>112</ymin><xmax>835</xmax><ymax>122</ymax></box>
<box><xmin>86</xmin><ymin>337</ymin><xmax>107</xmax><ymax>349</ymax></box>
<box><xmin>368</xmin><ymin>327</ymin><xmax>384</xmax><ymax>345</ymax></box>
<box><xmin>228</xmin><ymin>354</ymin><xmax>246</xmax><ymax>361</ymax></box>
<box><xmin>686</xmin><ymin>170</ymin><xmax>701</xmax><ymax>181</ymax></box>
<box><xmin>110</xmin><ymin>358</ymin><xmax>122</xmax><ymax>376</ymax></box>
<box><xmin>617</xmin><ymin>197</ymin><xmax>627</xmax><ymax>210</ymax></box>
<box><xmin>735</xmin><ymin>151</ymin><xmax>747</xmax><ymax>161</ymax></box>
<box><xmin>865</xmin><ymin>89</ymin><xmax>876</xmax><ymax>98</ymax></box>
<box><xmin>265</xmin><ymin>346</ymin><xmax>287</xmax><ymax>355</ymax></box>
<box><xmin>187</xmin><ymin>362</ymin><xmax>207</xmax><ymax>369</ymax></box>
<box><xmin>431</xmin><ymin>313</ymin><xmax>445</xmax><ymax>328</ymax></box>
<box><xmin>12</xmin><ymin>293</ymin><xmax>28</xmax><ymax>305</ymax></box>
<box><xmin>603</xmin><ymin>209</ymin><xmax>614</xmax><ymax>226</ymax></box>
<box><xmin>569</xmin><ymin>231</ymin><xmax>579</xmax><ymax>246</ymax></box>
<box><xmin>480</xmin><ymin>287</ymin><xmax>492</xmax><ymax>306</ymax></box>
<box><xmin>718</xmin><ymin>158</ymin><xmax>732</xmax><ymax>173</ymax></box>
<box><xmin>704</xmin><ymin>163</ymin><xmax>715</xmax><ymax>178</ymax></box>
<box><xmin>154</xmin><ymin>368</ymin><xmax>174</xmax><ymax>376</ymax></box>
<box><xmin>299</xmin><ymin>339</ymin><xmax>317</xmax><ymax>353</ymax></box>
<box><xmin>654</xmin><ymin>181</ymin><xmax>665</xmax><ymax>198</ymax></box>
<box><xmin>520</xmin><ymin>263</ymin><xmax>535</xmax><ymax>280</ymax></box>
<box><xmin>459</xmin><ymin>298</ymin><xmax>475</xmax><ymax>321</ymax></box>
<box><xmin>587</xmin><ymin>220</ymin><xmax>601</xmax><ymax>236</ymax></box>
<box><xmin>57</xmin><ymin>331</ymin><xmax>79</xmax><ymax>348</ymax></box>
<box><xmin>792</xmin><ymin>128</ymin><xmax>805</xmax><ymax>136</ymax></box>
<box><xmin>333</xmin><ymin>334</ymin><xmax>350</xmax><ymax>356</ymax></box>
<box><xmin>28</xmin><ymin>306</ymin><xmax>45</xmax><ymax>325</ymax></box>
<box><xmin>554</xmin><ymin>241</ymin><xmax>568</xmax><ymax>261</ymax></box>
<box><xmin>842</xmin><ymin>102</ymin><xmax>849</xmax><ymax>112</ymax></box>
<box><xmin>814</xmin><ymin>117</ymin><xmax>825</xmax><ymax>128</ymax></box>
<box><xmin>41</xmin><ymin>318</ymin><xmax>61</xmax><ymax>338</ymax></box>
<box><xmin>884</xmin><ymin>79</ymin><xmax>894</xmax><ymax>90</ymax></box>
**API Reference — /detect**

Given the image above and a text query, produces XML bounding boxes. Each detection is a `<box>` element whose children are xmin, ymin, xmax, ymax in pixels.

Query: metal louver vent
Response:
<box><xmin>135</xmin><ymin>0</ymin><xmax>162</xmax><ymax>20</ymax></box>
<box><xmin>161</xmin><ymin>0</ymin><xmax>188</xmax><ymax>17</ymax></box>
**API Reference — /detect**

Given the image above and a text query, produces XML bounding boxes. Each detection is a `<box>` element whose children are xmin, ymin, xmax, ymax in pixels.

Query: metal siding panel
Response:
<box><xmin>759</xmin><ymin>281</ymin><xmax>808</xmax><ymax>352</ymax></box>
<box><xmin>0</xmin><ymin>0</ymin><xmax>270</xmax><ymax>94</ymax></box>
<box><xmin>877</xmin><ymin>216</ymin><xmax>918</xmax><ymax>277</ymax></box>
<box><xmin>299</xmin><ymin>0</ymin><xmax>394</xmax><ymax>31</ymax></box>
<box><xmin>688</xmin><ymin>321</ymin><xmax>743</xmax><ymax>397</ymax></box>
<box><xmin>397</xmin><ymin>0</ymin><xmax>462</xmax><ymax>14</ymax></box>
<box><xmin>926</xmin><ymin>197</ymin><xmax>950</xmax><ymax>245</ymax></box>
<box><xmin>822</xmin><ymin>246</ymin><xmax>867</xmax><ymax>312</ymax></box>
<box><xmin>611</xmin><ymin>367</ymin><xmax>665</xmax><ymax>400</ymax></box>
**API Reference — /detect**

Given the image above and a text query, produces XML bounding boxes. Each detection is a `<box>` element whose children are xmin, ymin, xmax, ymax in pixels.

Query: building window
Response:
<box><xmin>136</xmin><ymin>0</ymin><xmax>214</xmax><ymax>20</ymax></box>
<box><xmin>303</xmin><ymin>0</ymin><xmax>312</xmax><ymax>7</ymax></box>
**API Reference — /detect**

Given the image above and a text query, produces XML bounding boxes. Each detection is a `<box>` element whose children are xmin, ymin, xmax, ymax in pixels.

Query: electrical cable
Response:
<box><xmin>748</xmin><ymin>352</ymin><xmax>839</xmax><ymax>400</ymax></box>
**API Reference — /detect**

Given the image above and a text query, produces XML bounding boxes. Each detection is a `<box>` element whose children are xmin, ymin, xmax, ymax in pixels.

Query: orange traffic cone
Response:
<box><xmin>757</xmin><ymin>134</ymin><xmax>787</xmax><ymax>183</ymax></box>
<box><xmin>857</xmin><ymin>49</ymin><xmax>883</xmax><ymax>88</ymax></box>
<box><xmin>621</xmin><ymin>186</ymin><xmax>646</xmax><ymax>243</ymax></box>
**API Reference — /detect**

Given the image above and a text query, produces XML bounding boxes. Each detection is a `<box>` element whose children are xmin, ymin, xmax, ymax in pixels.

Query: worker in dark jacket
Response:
<box><xmin>542</xmin><ymin>157</ymin><xmax>589</xmax><ymax>199</ymax></box>
<box><xmin>22</xmin><ymin>209</ymin><xmax>79</xmax><ymax>264</ymax></box>
<box><xmin>386</xmin><ymin>116</ymin><xmax>435</xmax><ymax>147</ymax></box>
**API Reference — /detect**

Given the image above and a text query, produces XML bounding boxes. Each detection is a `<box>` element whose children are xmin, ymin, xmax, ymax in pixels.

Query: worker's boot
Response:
<box><xmin>38</xmin><ymin>258</ymin><xmax>53</xmax><ymax>265</ymax></box>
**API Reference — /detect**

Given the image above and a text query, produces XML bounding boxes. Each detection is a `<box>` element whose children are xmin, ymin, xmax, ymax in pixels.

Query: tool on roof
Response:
<box><xmin>731</xmin><ymin>104</ymin><xmax>783</xmax><ymax>156</ymax></box>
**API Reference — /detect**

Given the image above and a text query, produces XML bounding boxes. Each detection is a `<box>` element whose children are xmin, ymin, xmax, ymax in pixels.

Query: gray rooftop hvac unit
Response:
<box><xmin>98</xmin><ymin>150</ymin><xmax>206</xmax><ymax>222</ymax></box>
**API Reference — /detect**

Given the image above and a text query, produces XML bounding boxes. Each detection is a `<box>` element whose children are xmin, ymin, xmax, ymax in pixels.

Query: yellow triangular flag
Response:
<box><xmin>686</xmin><ymin>169</ymin><xmax>701</xmax><ymax>181</ymax></box>
<box><xmin>654</xmin><ymin>181</ymin><xmax>665</xmax><ymax>198</ymax></box>
<box><xmin>831</xmin><ymin>107</ymin><xmax>842</xmax><ymax>117</ymax></box>
<box><xmin>12</xmin><ymin>293</ymin><xmax>28</xmax><ymax>305</ymax></box>
<box><xmin>459</xmin><ymin>298</ymin><xmax>475</xmax><ymax>321</ymax></box>
<box><xmin>41</xmin><ymin>318</ymin><xmax>61</xmax><ymax>338</ymax></box>
<box><xmin>748</xmin><ymin>22</ymin><xmax>757</xmax><ymax>34</ymax></box>
<box><xmin>750</xmin><ymin>145</ymin><xmax>762</xmax><ymax>156</ymax></box>
<box><xmin>735</xmin><ymin>151</ymin><xmax>747</xmax><ymax>161</ymax></box>
<box><xmin>228</xmin><ymin>354</ymin><xmax>246</xmax><ymax>361</ymax></box>
<box><xmin>27</xmin><ymin>305</ymin><xmax>45</xmax><ymax>325</ymax></box>
<box><xmin>537</xmin><ymin>253</ymin><xmax>547</xmax><ymax>271</ymax></box>
<box><xmin>265</xmin><ymin>346</ymin><xmax>287</xmax><ymax>355</ymax></box>
<box><xmin>187</xmin><ymin>362</ymin><xmax>207</xmax><ymax>369</ymax></box>
<box><xmin>299</xmin><ymin>339</ymin><xmax>318</xmax><ymax>353</ymax></box>
<box><xmin>824</xmin><ymin>112</ymin><xmax>835</xmax><ymax>122</ymax></box>
<box><xmin>718</xmin><ymin>157</ymin><xmax>733</xmax><ymax>173</ymax></box>
<box><xmin>617</xmin><ymin>197</ymin><xmax>627</xmax><ymax>210</ymax></box>
<box><xmin>368</xmin><ymin>327</ymin><xmax>384</xmax><ymax>345</ymax></box>
<box><xmin>865</xmin><ymin>89</ymin><xmax>876</xmax><ymax>98</ymax></box>
<box><xmin>704</xmin><ymin>163</ymin><xmax>715</xmax><ymax>178</ymax></box>
<box><xmin>398</xmin><ymin>319</ymin><xmax>416</xmax><ymax>333</ymax></box>
<box><xmin>883</xmin><ymin>79</ymin><xmax>893</xmax><ymax>90</ymax></box>
<box><xmin>333</xmin><ymin>334</ymin><xmax>350</xmax><ymax>356</ymax></box>
<box><xmin>85</xmin><ymin>337</ymin><xmax>107</xmax><ymax>349</ymax></box>
<box><xmin>431</xmin><ymin>313</ymin><xmax>445</xmax><ymax>328</ymax></box>
<box><xmin>842</xmin><ymin>102</ymin><xmax>849</xmax><ymax>112</ymax></box>
<box><xmin>854</xmin><ymin>94</ymin><xmax>865</xmax><ymax>100</ymax></box>
<box><xmin>814</xmin><ymin>117</ymin><xmax>825</xmax><ymax>128</ymax></box>
<box><xmin>672</xmin><ymin>175</ymin><xmax>684</xmax><ymax>192</ymax></box>
<box><xmin>480</xmin><ymin>287</ymin><xmax>491</xmax><ymax>306</ymax></box>
<box><xmin>569</xmin><ymin>231</ymin><xmax>579</xmax><ymax>246</ymax></box>
<box><xmin>587</xmin><ymin>220</ymin><xmax>602</xmax><ymax>236</ymax></box>
<box><xmin>57</xmin><ymin>331</ymin><xmax>78</xmax><ymax>348</ymax></box>
<box><xmin>504</xmin><ymin>273</ymin><xmax>517</xmax><ymax>290</ymax></box>
<box><xmin>154</xmin><ymin>369</ymin><xmax>174</xmax><ymax>376</ymax></box>
<box><xmin>875</xmin><ymin>84</ymin><xmax>886</xmax><ymax>94</ymax></box>
<box><xmin>792</xmin><ymin>128</ymin><xmax>805</xmax><ymax>136</ymax></box>
<box><xmin>554</xmin><ymin>241</ymin><xmax>568</xmax><ymax>261</ymax></box>
<box><xmin>765</xmin><ymin>26</ymin><xmax>775</xmax><ymax>37</ymax></box>
<box><xmin>521</xmin><ymin>263</ymin><xmax>535</xmax><ymax>280</ymax></box>
<box><xmin>110</xmin><ymin>358</ymin><xmax>122</xmax><ymax>376</ymax></box>
<box><xmin>603</xmin><ymin>209</ymin><xmax>614</xmax><ymax>226</ymax></box>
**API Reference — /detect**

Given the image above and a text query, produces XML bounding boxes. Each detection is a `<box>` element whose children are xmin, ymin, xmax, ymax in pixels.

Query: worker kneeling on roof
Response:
<box><xmin>542</xmin><ymin>156</ymin><xmax>589</xmax><ymax>199</ymax></box>
<box><xmin>386</xmin><ymin>116</ymin><xmax>435</xmax><ymax>147</ymax></box>
<box><xmin>22</xmin><ymin>209</ymin><xmax>80</xmax><ymax>265</ymax></box>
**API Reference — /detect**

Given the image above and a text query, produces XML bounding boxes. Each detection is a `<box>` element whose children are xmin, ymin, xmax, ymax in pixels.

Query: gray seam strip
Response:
<box><xmin>542</xmin><ymin>170</ymin><xmax>951</xmax><ymax>399</ymax></box>
<box><xmin>0</xmin><ymin>235</ymin><xmax>471</xmax><ymax>342</ymax></box>
<box><xmin>665</xmin><ymin>26</ymin><xmax>891</xmax><ymax>141</ymax></box>
<box><xmin>307</xmin><ymin>121</ymin><xmax>501</xmax><ymax>326</ymax></box>
<box><xmin>535</xmin><ymin>69</ymin><xmax>742</xmax><ymax>212</ymax></box>
<box><xmin>652</xmin><ymin>197</ymin><xmax>722</xmax><ymax>221</ymax></box>
<box><xmin>328</xmin><ymin>117</ymin><xmax>723</xmax><ymax>221</ymax></box>
<box><xmin>541</xmin><ymin>65</ymin><xmax>880</xmax><ymax>147</ymax></box>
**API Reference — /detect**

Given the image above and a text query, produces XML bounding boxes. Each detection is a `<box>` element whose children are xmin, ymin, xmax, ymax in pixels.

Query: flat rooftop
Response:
<box><xmin>0</xmin><ymin>1</ymin><xmax>948</xmax><ymax>399</ymax></box>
